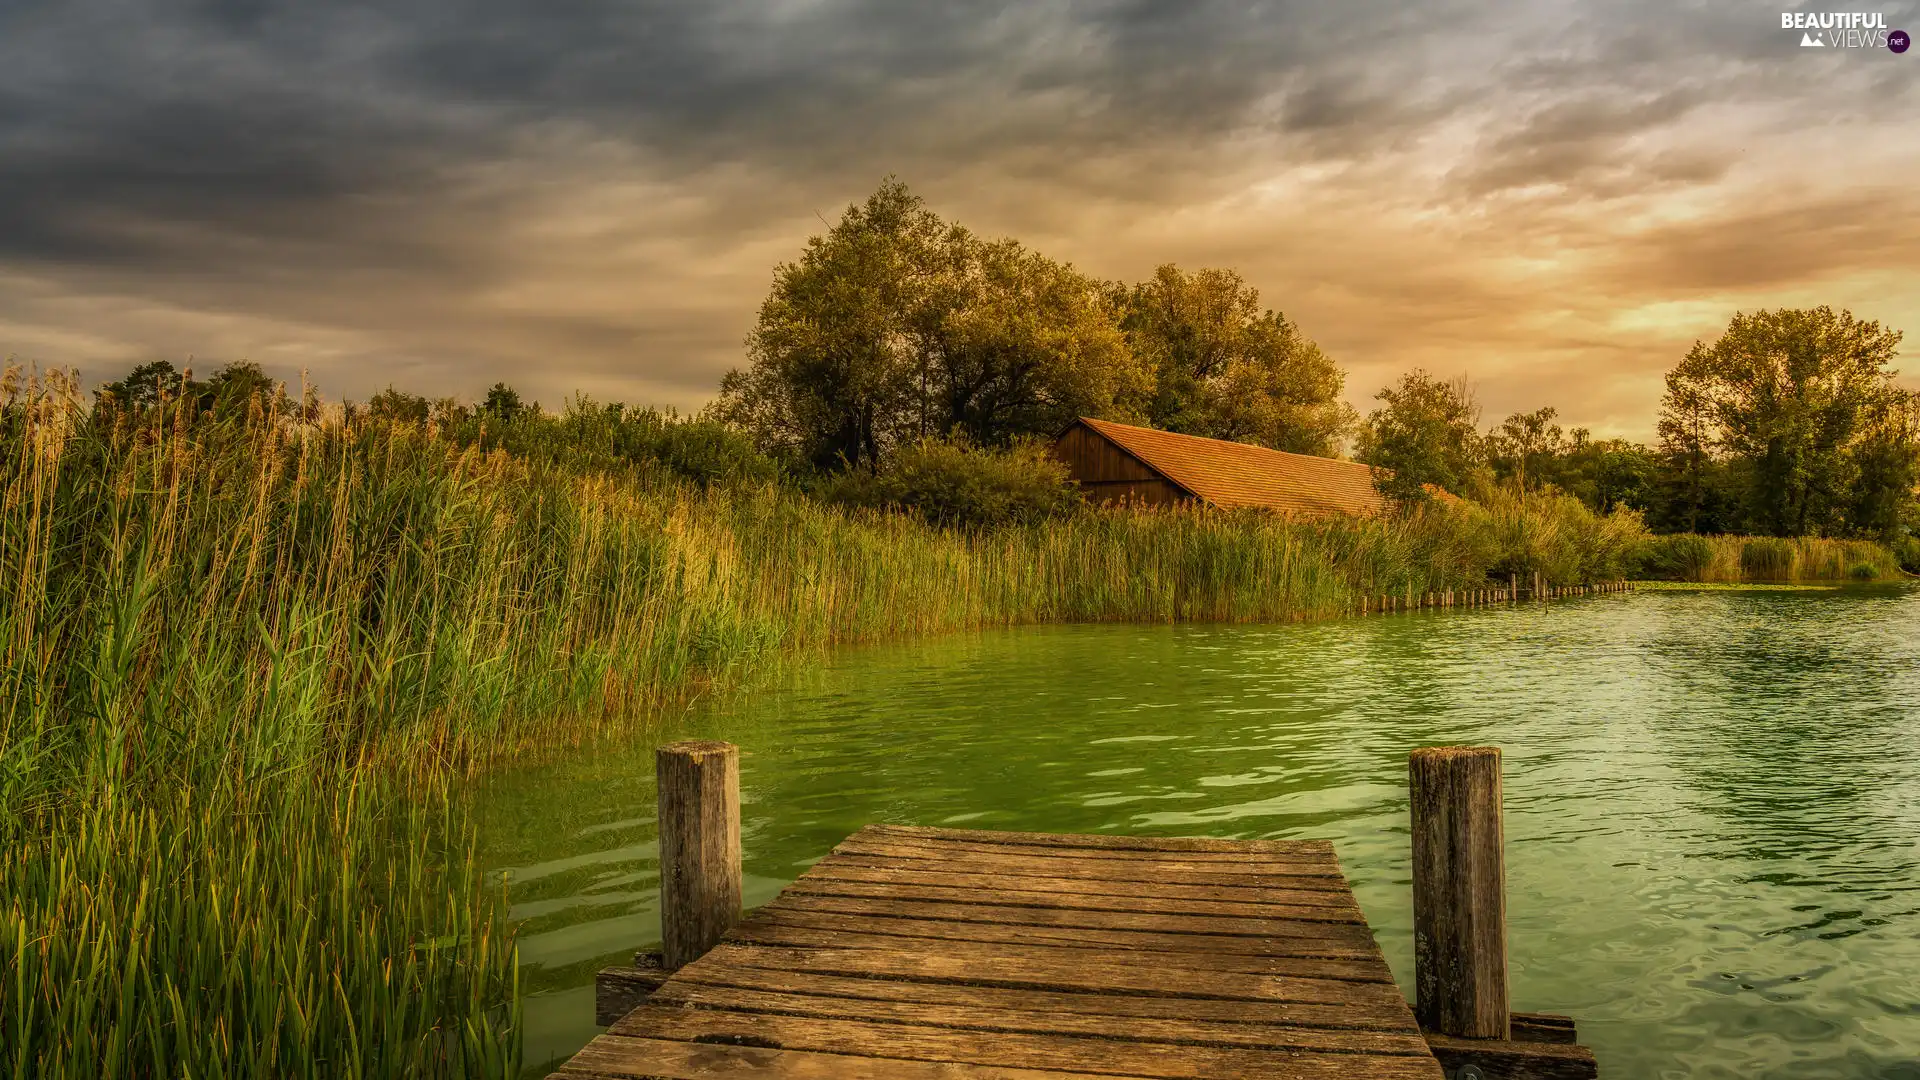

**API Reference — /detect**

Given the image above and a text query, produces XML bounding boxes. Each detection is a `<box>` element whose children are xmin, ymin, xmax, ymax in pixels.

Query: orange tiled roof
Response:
<box><xmin>1073</xmin><ymin>417</ymin><xmax>1395</xmax><ymax>517</ymax></box>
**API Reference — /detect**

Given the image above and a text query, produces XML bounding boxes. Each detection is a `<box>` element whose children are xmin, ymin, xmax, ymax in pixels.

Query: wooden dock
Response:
<box><xmin>565</xmin><ymin>744</ymin><xmax>1599</xmax><ymax>1080</ymax></box>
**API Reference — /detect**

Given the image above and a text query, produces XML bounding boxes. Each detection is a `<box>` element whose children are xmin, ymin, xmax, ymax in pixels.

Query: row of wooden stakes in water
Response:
<box><xmin>1362</xmin><ymin>578</ymin><xmax>1635</xmax><ymax>614</ymax></box>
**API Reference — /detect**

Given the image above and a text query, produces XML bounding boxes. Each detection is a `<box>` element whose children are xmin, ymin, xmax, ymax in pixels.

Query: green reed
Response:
<box><xmin>1641</xmin><ymin>532</ymin><xmax>1901</xmax><ymax>583</ymax></box>
<box><xmin>1</xmin><ymin>365</ymin><xmax>1896</xmax><ymax>1078</ymax></box>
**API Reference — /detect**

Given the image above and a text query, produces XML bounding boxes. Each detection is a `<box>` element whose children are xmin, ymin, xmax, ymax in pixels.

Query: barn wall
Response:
<box><xmin>1076</xmin><ymin>479</ymin><xmax>1190</xmax><ymax>507</ymax></box>
<box><xmin>1050</xmin><ymin>424</ymin><xmax>1192</xmax><ymax>507</ymax></box>
<box><xmin>1050</xmin><ymin>425</ymin><xmax>1161</xmax><ymax>483</ymax></box>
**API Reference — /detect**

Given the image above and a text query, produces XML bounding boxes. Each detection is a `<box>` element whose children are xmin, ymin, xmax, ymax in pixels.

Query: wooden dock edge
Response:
<box><xmin>1423</xmin><ymin>1026</ymin><xmax>1598</xmax><ymax>1080</ymax></box>
<box><xmin>587</xmin><ymin>741</ymin><xmax>1605</xmax><ymax>1077</ymax></box>
<box><xmin>593</xmin><ymin>967</ymin><xmax>1602</xmax><ymax>1080</ymax></box>
<box><xmin>595</xmin><ymin>954</ymin><xmax>668</xmax><ymax>1027</ymax></box>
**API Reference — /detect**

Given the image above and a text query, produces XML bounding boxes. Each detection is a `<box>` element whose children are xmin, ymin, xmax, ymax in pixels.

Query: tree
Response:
<box><xmin>1354</xmin><ymin>370</ymin><xmax>1482</xmax><ymax>504</ymax></box>
<box><xmin>719</xmin><ymin>178</ymin><xmax>953</xmax><ymax>470</ymax></box>
<box><xmin>368</xmin><ymin>387</ymin><xmax>431</xmax><ymax>425</ymax></box>
<box><xmin>1657</xmin><ymin>307</ymin><xmax>1909</xmax><ymax>536</ymax></box>
<box><xmin>1653</xmin><ymin>362</ymin><xmax>1728</xmax><ymax>532</ymax></box>
<box><xmin>96</xmin><ymin>360</ymin><xmax>188</xmax><ymax>409</ymax></box>
<box><xmin>1485</xmin><ymin>406</ymin><xmax>1565</xmax><ymax>492</ymax></box>
<box><xmin>201</xmin><ymin>362</ymin><xmax>281</xmax><ymax>415</ymax></box>
<box><xmin>912</xmin><ymin>235</ymin><xmax>1146</xmax><ymax>447</ymax></box>
<box><xmin>1117</xmin><ymin>265</ymin><xmax>1356</xmax><ymax>455</ymax></box>
<box><xmin>1846</xmin><ymin>389</ymin><xmax>1920</xmax><ymax>542</ymax></box>
<box><xmin>481</xmin><ymin>383</ymin><xmax>525</xmax><ymax>420</ymax></box>
<box><xmin>1558</xmin><ymin>434</ymin><xmax>1656</xmax><ymax>515</ymax></box>
<box><xmin>95</xmin><ymin>359</ymin><xmax>283</xmax><ymax>419</ymax></box>
<box><xmin>719</xmin><ymin>179</ymin><xmax>1149</xmax><ymax>470</ymax></box>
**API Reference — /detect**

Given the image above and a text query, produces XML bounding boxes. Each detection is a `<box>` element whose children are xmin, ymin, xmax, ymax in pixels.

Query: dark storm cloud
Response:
<box><xmin>0</xmin><ymin>0</ymin><xmax>1496</xmax><ymax>269</ymax></box>
<box><xmin>1</xmin><ymin>0</ymin><xmax>1916</xmax><ymax>425</ymax></box>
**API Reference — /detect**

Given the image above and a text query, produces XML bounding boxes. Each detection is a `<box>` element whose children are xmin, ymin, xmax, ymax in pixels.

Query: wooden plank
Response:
<box><xmin>724</xmin><ymin>911</ymin><xmax>1393</xmax><ymax>970</ymax></box>
<box><xmin>595</xmin><ymin>964</ymin><xmax>669</xmax><ymax>1026</ymax></box>
<box><xmin>607</xmin><ymin>1007</ymin><xmax>1446</xmax><ymax>1080</ymax></box>
<box><xmin>571</xmin><ymin>824</ymin><xmax>1470</xmax><ymax>1080</ymax></box>
<box><xmin>557</xmin><ymin>1035</ymin><xmax>1126</xmax><ymax>1079</ymax></box>
<box><xmin>816</xmin><ymin>851</ymin><xmax>1351</xmax><ymax>890</ymax></box>
<box><xmin>760</xmin><ymin>892</ymin><xmax>1381</xmax><ymax>942</ymax></box>
<box><xmin>665</xmin><ymin>962</ymin><xmax>1418</xmax><ymax>1031</ymax></box>
<box><xmin>645</xmin><ymin>981</ymin><xmax>1437</xmax><ymax>1056</ymax></box>
<box><xmin>835</xmin><ymin>835</ymin><xmax>1340</xmax><ymax>869</ymax></box>
<box><xmin>780</xmin><ymin>877</ymin><xmax>1367</xmax><ymax>923</ymax></box>
<box><xmin>798</xmin><ymin>862</ymin><xmax>1363</xmax><ymax>908</ymax></box>
<box><xmin>1421</xmin><ymin>1032</ymin><xmax>1598</xmax><ymax>1080</ymax></box>
<box><xmin>686</xmin><ymin>943</ymin><xmax>1409</xmax><ymax>1006</ymax></box>
<box><xmin>865</xmin><ymin>824</ymin><xmax>1333</xmax><ymax>856</ymax></box>
<box><xmin>1510</xmin><ymin>1012</ymin><xmax>1578</xmax><ymax>1044</ymax></box>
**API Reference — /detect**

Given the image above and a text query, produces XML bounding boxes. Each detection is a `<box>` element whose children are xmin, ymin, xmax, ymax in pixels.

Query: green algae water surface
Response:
<box><xmin>475</xmin><ymin>586</ymin><xmax>1920</xmax><ymax>1079</ymax></box>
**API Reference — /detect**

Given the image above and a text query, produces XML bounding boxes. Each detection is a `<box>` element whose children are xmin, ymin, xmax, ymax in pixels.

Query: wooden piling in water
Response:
<box><xmin>657</xmin><ymin>740</ymin><xmax>743</xmax><ymax>970</ymax></box>
<box><xmin>1410</xmin><ymin>746</ymin><xmax>1509</xmax><ymax>1041</ymax></box>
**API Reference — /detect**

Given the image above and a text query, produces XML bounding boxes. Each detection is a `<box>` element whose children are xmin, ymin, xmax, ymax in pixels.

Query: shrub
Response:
<box><xmin>1891</xmin><ymin>536</ymin><xmax>1920</xmax><ymax>574</ymax></box>
<box><xmin>824</xmin><ymin>437</ymin><xmax>1081</xmax><ymax>528</ymax></box>
<box><xmin>439</xmin><ymin>399</ymin><xmax>779</xmax><ymax>489</ymax></box>
<box><xmin>642</xmin><ymin>414</ymin><xmax>781</xmax><ymax>488</ymax></box>
<box><xmin>1450</xmin><ymin>483</ymin><xmax>1649</xmax><ymax>584</ymax></box>
<box><xmin>1849</xmin><ymin>561</ymin><xmax>1880</xmax><ymax>580</ymax></box>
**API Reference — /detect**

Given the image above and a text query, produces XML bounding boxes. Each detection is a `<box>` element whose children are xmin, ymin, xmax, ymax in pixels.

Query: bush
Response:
<box><xmin>824</xmin><ymin>437</ymin><xmax>1081</xmax><ymax>528</ymax></box>
<box><xmin>643</xmin><ymin>414</ymin><xmax>781</xmax><ymax>488</ymax></box>
<box><xmin>1849</xmin><ymin>561</ymin><xmax>1880</xmax><ymax>580</ymax></box>
<box><xmin>1893</xmin><ymin>536</ymin><xmax>1920</xmax><ymax>574</ymax></box>
<box><xmin>1447</xmin><ymin>483</ymin><xmax>1649</xmax><ymax>585</ymax></box>
<box><xmin>438</xmin><ymin>399</ymin><xmax>779</xmax><ymax>489</ymax></box>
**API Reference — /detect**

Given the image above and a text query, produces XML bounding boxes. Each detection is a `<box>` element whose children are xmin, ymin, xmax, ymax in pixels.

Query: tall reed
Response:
<box><xmin>1639</xmin><ymin>532</ymin><xmax>1900</xmax><ymax>583</ymax></box>
<box><xmin>2</xmin><ymin>366</ymin><xmax>1893</xmax><ymax>1078</ymax></box>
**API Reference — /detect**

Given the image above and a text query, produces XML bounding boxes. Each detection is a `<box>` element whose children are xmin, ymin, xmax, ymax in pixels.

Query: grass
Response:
<box><xmin>0</xmin><ymin>366</ymin><xmax>1902</xmax><ymax>1078</ymax></box>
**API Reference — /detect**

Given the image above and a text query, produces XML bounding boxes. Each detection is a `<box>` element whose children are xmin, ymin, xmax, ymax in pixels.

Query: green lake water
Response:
<box><xmin>473</xmin><ymin>586</ymin><xmax>1920</xmax><ymax>1079</ymax></box>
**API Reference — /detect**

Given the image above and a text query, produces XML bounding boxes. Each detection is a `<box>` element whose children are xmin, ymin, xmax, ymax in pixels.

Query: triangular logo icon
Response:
<box><xmin>1801</xmin><ymin>31</ymin><xmax>1823</xmax><ymax>46</ymax></box>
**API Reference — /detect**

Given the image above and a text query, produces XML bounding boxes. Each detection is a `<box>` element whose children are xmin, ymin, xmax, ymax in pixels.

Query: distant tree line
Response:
<box><xmin>715</xmin><ymin>180</ymin><xmax>1916</xmax><ymax>545</ymax></box>
<box><xmin>80</xmin><ymin>180</ymin><xmax>1919</xmax><ymax>551</ymax></box>
<box><xmin>714</xmin><ymin>178</ymin><xmax>1356</xmax><ymax>471</ymax></box>
<box><xmin>1356</xmin><ymin>307</ymin><xmax>1918</xmax><ymax>544</ymax></box>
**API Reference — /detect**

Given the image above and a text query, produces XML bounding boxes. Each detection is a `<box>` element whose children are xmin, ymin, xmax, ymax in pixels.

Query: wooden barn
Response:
<box><xmin>1050</xmin><ymin>416</ymin><xmax>1393</xmax><ymax>517</ymax></box>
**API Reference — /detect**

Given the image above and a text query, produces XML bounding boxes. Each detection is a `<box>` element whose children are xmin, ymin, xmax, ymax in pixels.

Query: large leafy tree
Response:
<box><xmin>720</xmin><ymin>180</ymin><xmax>1146</xmax><ymax>470</ymax></box>
<box><xmin>719</xmin><ymin>179</ymin><xmax>949</xmax><ymax>470</ymax></box>
<box><xmin>912</xmin><ymin>235</ymin><xmax>1145</xmax><ymax>447</ymax></box>
<box><xmin>1117</xmin><ymin>265</ymin><xmax>1355</xmax><ymax>455</ymax></box>
<box><xmin>1354</xmin><ymin>370</ymin><xmax>1483</xmax><ymax>504</ymax></box>
<box><xmin>1658</xmin><ymin>307</ymin><xmax>1913</xmax><ymax>537</ymax></box>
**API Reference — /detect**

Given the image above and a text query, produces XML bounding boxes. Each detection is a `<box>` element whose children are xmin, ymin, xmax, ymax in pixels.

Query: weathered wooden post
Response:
<box><xmin>657</xmin><ymin>740</ymin><xmax>743</xmax><ymax>970</ymax></box>
<box><xmin>1410</xmin><ymin>746</ymin><xmax>1509</xmax><ymax>1041</ymax></box>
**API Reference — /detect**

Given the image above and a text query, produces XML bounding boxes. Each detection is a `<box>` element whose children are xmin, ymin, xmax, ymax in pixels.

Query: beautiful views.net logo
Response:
<box><xmin>1781</xmin><ymin>11</ymin><xmax>1910</xmax><ymax>51</ymax></box>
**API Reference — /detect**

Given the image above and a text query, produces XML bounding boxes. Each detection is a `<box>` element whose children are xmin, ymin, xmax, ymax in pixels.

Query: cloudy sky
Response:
<box><xmin>3</xmin><ymin>0</ymin><xmax>1917</xmax><ymax>439</ymax></box>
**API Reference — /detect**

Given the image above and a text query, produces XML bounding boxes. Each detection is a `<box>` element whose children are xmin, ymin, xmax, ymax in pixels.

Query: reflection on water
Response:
<box><xmin>471</xmin><ymin>585</ymin><xmax>1920</xmax><ymax>1079</ymax></box>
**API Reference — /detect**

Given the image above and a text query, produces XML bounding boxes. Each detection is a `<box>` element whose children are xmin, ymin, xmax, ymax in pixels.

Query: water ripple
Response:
<box><xmin>474</xmin><ymin>585</ymin><xmax>1920</xmax><ymax>1078</ymax></box>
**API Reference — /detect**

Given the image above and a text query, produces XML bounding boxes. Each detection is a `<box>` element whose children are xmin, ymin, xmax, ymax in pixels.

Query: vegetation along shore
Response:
<box><xmin>4</xmin><ymin>184</ymin><xmax>1915</xmax><ymax>1079</ymax></box>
